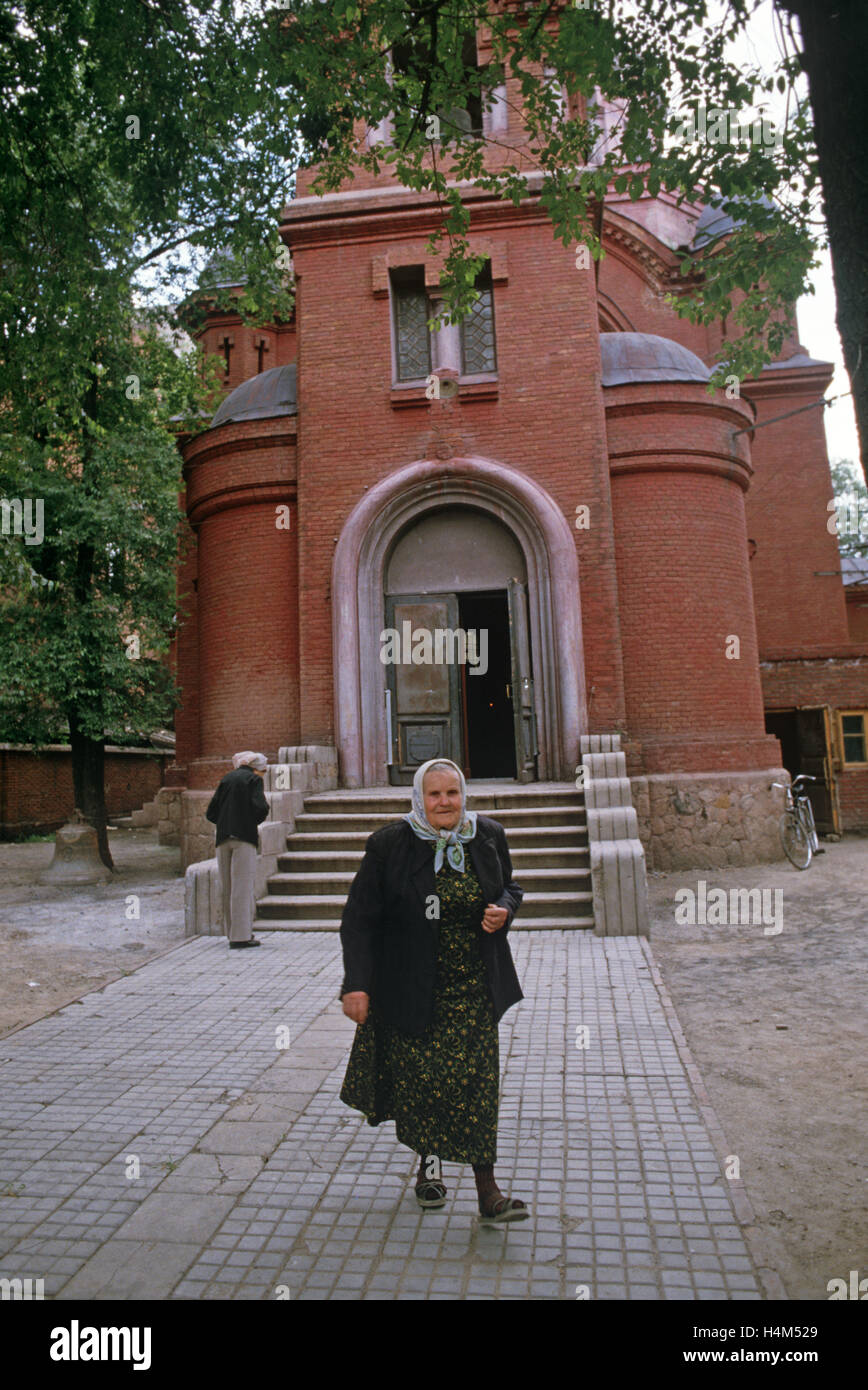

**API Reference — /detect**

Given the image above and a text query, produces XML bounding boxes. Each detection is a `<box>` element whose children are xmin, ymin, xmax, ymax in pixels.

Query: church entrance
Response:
<box><xmin>332</xmin><ymin>457</ymin><xmax>587</xmax><ymax>787</ymax></box>
<box><xmin>382</xmin><ymin>508</ymin><xmax>538</xmax><ymax>785</ymax></box>
<box><xmin>459</xmin><ymin>590</ymin><xmax>514</xmax><ymax>778</ymax></box>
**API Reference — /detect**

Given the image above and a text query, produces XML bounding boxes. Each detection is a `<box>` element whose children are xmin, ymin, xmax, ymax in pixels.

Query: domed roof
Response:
<box><xmin>210</xmin><ymin>363</ymin><xmax>297</xmax><ymax>428</ymax></box>
<box><xmin>692</xmin><ymin>193</ymin><xmax>776</xmax><ymax>250</ymax></box>
<box><xmin>198</xmin><ymin>247</ymin><xmax>249</xmax><ymax>291</ymax></box>
<box><xmin>600</xmin><ymin>332</ymin><xmax>711</xmax><ymax>386</ymax></box>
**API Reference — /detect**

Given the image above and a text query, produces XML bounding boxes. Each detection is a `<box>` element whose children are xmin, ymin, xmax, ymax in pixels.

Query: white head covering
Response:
<box><xmin>403</xmin><ymin>757</ymin><xmax>477</xmax><ymax>872</ymax></box>
<box><xmin>232</xmin><ymin>750</ymin><xmax>268</xmax><ymax>770</ymax></box>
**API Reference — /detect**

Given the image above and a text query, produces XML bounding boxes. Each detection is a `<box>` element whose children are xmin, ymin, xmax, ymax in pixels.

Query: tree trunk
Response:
<box><xmin>68</xmin><ymin>710</ymin><xmax>114</xmax><ymax>871</ymax></box>
<box><xmin>776</xmin><ymin>0</ymin><xmax>868</xmax><ymax>480</ymax></box>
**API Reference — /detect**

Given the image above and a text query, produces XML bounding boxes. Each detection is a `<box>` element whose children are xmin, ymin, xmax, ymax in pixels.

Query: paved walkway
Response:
<box><xmin>0</xmin><ymin>932</ymin><xmax>768</xmax><ymax>1300</ymax></box>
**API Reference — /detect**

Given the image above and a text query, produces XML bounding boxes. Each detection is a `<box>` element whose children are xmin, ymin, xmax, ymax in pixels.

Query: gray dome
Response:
<box><xmin>600</xmin><ymin>332</ymin><xmax>711</xmax><ymax>386</ymax></box>
<box><xmin>197</xmin><ymin>247</ymin><xmax>249</xmax><ymax>291</ymax></box>
<box><xmin>693</xmin><ymin>194</ymin><xmax>776</xmax><ymax>250</ymax></box>
<box><xmin>210</xmin><ymin>363</ymin><xmax>297</xmax><ymax>428</ymax></box>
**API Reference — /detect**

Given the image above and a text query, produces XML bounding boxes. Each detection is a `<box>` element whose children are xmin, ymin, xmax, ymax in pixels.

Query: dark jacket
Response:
<box><xmin>205</xmin><ymin>766</ymin><xmax>269</xmax><ymax>847</ymax></box>
<box><xmin>339</xmin><ymin>815</ymin><xmax>524</xmax><ymax>1037</ymax></box>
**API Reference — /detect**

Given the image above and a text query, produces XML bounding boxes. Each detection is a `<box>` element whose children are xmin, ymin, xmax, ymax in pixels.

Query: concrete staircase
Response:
<box><xmin>254</xmin><ymin>784</ymin><xmax>594</xmax><ymax>931</ymax></box>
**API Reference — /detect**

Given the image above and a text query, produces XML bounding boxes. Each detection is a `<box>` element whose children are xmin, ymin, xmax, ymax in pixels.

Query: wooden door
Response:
<box><xmin>384</xmin><ymin>593</ymin><xmax>463</xmax><ymax>785</ymax></box>
<box><xmin>796</xmin><ymin>706</ymin><xmax>836</xmax><ymax>834</ymax></box>
<box><xmin>507</xmin><ymin>578</ymin><xmax>538</xmax><ymax>782</ymax></box>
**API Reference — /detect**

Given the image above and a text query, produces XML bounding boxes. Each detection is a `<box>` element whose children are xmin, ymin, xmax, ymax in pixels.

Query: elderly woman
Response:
<box><xmin>206</xmin><ymin>751</ymin><xmax>270</xmax><ymax>949</ymax></box>
<box><xmin>339</xmin><ymin>757</ymin><xmax>528</xmax><ymax>1223</ymax></box>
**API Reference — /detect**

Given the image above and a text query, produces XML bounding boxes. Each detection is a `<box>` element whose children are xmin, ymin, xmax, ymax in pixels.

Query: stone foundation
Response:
<box><xmin>634</xmin><ymin>769</ymin><xmax>787</xmax><ymax>871</ymax></box>
<box><xmin>184</xmin><ymin>744</ymin><xmax>338</xmax><ymax>935</ymax></box>
<box><xmin>155</xmin><ymin>787</ymin><xmax>182</xmax><ymax>846</ymax></box>
<box><xmin>581</xmin><ymin>734</ymin><xmax>649</xmax><ymax>937</ymax></box>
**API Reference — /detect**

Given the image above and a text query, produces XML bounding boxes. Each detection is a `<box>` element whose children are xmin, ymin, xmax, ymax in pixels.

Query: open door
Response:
<box><xmin>384</xmin><ymin>593</ymin><xmax>462</xmax><ymax>785</ymax></box>
<box><xmin>765</xmin><ymin>705</ymin><xmax>838</xmax><ymax>834</ymax></box>
<box><xmin>507</xmin><ymin>578</ymin><xmax>538</xmax><ymax>782</ymax></box>
<box><xmin>796</xmin><ymin>705</ymin><xmax>837</xmax><ymax>835</ymax></box>
<box><xmin>821</xmin><ymin>705</ymin><xmax>842</xmax><ymax>834</ymax></box>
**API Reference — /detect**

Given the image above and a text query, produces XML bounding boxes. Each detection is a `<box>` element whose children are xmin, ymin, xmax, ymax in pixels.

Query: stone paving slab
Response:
<box><xmin>0</xmin><ymin>932</ymin><xmax>769</xmax><ymax>1300</ymax></box>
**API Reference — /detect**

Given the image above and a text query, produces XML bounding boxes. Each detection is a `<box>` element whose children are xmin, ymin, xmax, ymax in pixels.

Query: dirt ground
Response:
<box><xmin>647</xmin><ymin>833</ymin><xmax>868</xmax><ymax>1301</ymax></box>
<box><xmin>0</xmin><ymin>826</ymin><xmax>865</xmax><ymax>1300</ymax></box>
<box><xmin>0</xmin><ymin>828</ymin><xmax>184</xmax><ymax>1037</ymax></box>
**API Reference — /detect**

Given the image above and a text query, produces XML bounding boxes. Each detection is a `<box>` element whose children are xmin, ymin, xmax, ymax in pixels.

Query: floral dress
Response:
<box><xmin>339</xmin><ymin>858</ymin><xmax>499</xmax><ymax>1164</ymax></box>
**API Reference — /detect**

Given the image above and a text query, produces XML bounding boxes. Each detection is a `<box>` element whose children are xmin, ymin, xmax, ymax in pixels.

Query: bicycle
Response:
<box><xmin>772</xmin><ymin>774</ymin><xmax>820</xmax><ymax>869</ymax></box>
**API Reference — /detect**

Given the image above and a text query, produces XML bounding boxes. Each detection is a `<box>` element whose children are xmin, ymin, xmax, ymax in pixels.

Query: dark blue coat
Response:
<box><xmin>339</xmin><ymin>815</ymin><xmax>524</xmax><ymax>1037</ymax></box>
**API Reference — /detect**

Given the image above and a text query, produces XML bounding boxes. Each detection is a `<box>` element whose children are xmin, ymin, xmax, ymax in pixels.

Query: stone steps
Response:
<box><xmin>276</xmin><ymin>845</ymin><xmax>590</xmax><ymax>873</ymax></box>
<box><xmin>255</xmin><ymin>782</ymin><xmax>594</xmax><ymax>931</ymax></box>
<box><xmin>282</xmin><ymin>824</ymin><xmax>587</xmax><ymax>851</ymax></box>
<box><xmin>266</xmin><ymin>867</ymin><xmax>591</xmax><ymax>896</ymax></box>
<box><xmin>254</xmin><ymin>916</ymin><xmax>595</xmax><ymax>933</ymax></box>
<box><xmin>256</xmin><ymin>892</ymin><xmax>595</xmax><ymax>925</ymax></box>
<box><xmin>290</xmin><ymin>807</ymin><xmax>584</xmax><ymax>835</ymax></box>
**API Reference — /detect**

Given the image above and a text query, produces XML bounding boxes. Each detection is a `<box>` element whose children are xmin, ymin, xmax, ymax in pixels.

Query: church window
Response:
<box><xmin>391</xmin><ymin>262</ymin><xmax>497</xmax><ymax>384</ymax></box>
<box><xmin>392</xmin><ymin>267</ymin><xmax>431</xmax><ymax>381</ymax></box>
<box><xmin>460</xmin><ymin>267</ymin><xmax>497</xmax><ymax>375</ymax></box>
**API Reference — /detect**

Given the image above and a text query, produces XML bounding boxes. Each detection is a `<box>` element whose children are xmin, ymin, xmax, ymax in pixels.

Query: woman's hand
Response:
<box><xmin>481</xmin><ymin>903</ymin><xmax>508</xmax><ymax>934</ymax></box>
<box><xmin>342</xmin><ymin>991</ymin><xmax>370</xmax><ymax>1024</ymax></box>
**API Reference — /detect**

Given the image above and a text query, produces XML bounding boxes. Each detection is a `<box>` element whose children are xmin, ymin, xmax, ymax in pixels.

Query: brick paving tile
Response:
<box><xmin>0</xmin><ymin>932</ymin><xmax>769</xmax><ymax>1301</ymax></box>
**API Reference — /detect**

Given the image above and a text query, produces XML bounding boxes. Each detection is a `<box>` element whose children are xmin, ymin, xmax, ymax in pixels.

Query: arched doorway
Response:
<box><xmin>384</xmin><ymin>507</ymin><xmax>534</xmax><ymax>782</ymax></box>
<box><xmin>332</xmin><ymin>455</ymin><xmax>587</xmax><ymax>787</ymax></box>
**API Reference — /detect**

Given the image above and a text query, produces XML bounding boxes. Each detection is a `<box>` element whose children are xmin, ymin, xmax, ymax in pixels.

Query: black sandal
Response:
<box><xmin>415</xmin><ymin>1179</ymin><xmax>447</xmax><ymax>1209</ymax></box>
<box><xmin>478</xmin><ymin>1194</ymin><xmax>529</xmax><ymax>1224</ymax></box>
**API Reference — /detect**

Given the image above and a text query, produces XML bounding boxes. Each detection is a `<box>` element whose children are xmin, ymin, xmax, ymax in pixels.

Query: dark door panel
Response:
<box><xmin>385</xmin><ymin>594</ymin><xmax>462</xmax><ymax>784</ymax></box>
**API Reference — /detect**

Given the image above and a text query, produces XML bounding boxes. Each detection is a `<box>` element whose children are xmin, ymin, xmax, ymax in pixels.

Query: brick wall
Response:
<box><xmin>0</xmin><ymin>746</ymin><xmax>169</xmax><ymax>838</ymax></box>
<box><xmin>605</xmin><ymin>383</ymin><xmax>782</xmax><ymax>773</ymax></box>
<box><xmin>846</xmin><ymin>589</ymin><xmax>868</xmax><ymax>645</ymax></box>
<box><xmin>286</xmin><ymin>195</ymin><xmax>625</xmax><ymax>746</ymax></box>
<box><xmin>761</xmin><ymin>657</ymin><xmax>868</xmax><ymax>828</ymax></box>
<box><xmin>179</xmin><ymin>416</ymin><xmax>299</xmax><ymax>786</ymax></box>
<box><xmin>171</xmin><ymin>137</ymin><xmax>860</xmax><ymax>800</ymax></box>
<box><xmin>742</xmin><ymin>363</ymin><xmax>850</xmax><ymax>656</ymax></box>
<box><xmin>195</xmin><ymin>308</ymin><xmax>296</xmax><ymax>403</ymax></box>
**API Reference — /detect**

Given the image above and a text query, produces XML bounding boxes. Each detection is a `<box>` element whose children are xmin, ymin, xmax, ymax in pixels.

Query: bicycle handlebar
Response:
<box><xmin>772</xmin><ymin>775</ymin><xmax>816</xmax><ymax>793</ymax></box>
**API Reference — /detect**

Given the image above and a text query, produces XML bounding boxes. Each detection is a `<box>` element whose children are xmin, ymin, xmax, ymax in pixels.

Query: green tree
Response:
<box><xmin>281</xmin><ymin>0</ymin><xmax>817</xmax><ymax>373</ymax></box>
<box><xmin>280</xmin><ymin>0</ymin><xmax>861</xmax><ymax>466</ymax></box>
<box><xmin>0</xmin><ymin>0</ymin><xmax>295</xmax><ymax>865</ymax></box>
<box><xmin>1</xmin><ymin>0</ymin><xmax>860</xmax><ymax>861</ymax></box>
<box><xmin>0</xmin><ymin>318</ymin><xmax>203</xmax><ymax>864</ymax></box>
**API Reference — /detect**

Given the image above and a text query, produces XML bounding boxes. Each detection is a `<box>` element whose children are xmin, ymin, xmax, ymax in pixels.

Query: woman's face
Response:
<box><xmin>422</xmin><ymin>769</ymin><xmax>463</xmax><ymax>831</ymax></box>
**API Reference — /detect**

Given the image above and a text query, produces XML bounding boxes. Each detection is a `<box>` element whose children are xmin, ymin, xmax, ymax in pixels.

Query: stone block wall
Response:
<box><xmin>635</xmin><ymin>769</ymin><xmax>786</xmax><ymax>871</ymax></box>
<box><xmin>580</xmin><ymin>735</ymin><xmax>649</xmax><ymax>937</ymax></box>
<box><xmin>155</xmin><ymin>787</ymin><xmax>182</xmax><ymax>846</ymax></box>
<box><xmin>181</xmin><ymin>790</ymin><xmax>217</xmax><ymax>870</ymax></box>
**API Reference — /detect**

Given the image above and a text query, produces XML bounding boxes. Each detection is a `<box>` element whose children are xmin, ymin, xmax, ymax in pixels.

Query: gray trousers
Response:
<box><xmin>216</xmin><ymin>838</ymin><xmax>258</xmax><ymax>941</ymax></box>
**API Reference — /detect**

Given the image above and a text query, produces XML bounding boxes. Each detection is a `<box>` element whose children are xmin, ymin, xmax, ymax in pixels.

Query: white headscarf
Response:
<box><xmin>232</xmin><ymin>751</ymin><xmax>268</xmax><ymax>770</ymax></box>
<box><xmin>403</xmin><ymin>757</ymin><xmax>477</xmax><ymax>873</ymax></box>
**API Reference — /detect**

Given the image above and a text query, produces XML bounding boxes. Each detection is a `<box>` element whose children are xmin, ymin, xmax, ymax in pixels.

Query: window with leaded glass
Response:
<box><xmin>460</xmin><ymin>268</ymin><xmax>497</xmax><ymax>375</ymax></box>
<box><xmin>392</xmin><ymin>267</ymin><xmax>431</xmax><ymax>381</ymax></box>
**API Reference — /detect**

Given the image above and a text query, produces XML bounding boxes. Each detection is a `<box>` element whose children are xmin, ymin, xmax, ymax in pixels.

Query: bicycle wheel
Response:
<box><xmin>801</xmin><ymin>798</ymin><xmax>820</xmax><ymax>852</ymax></box>
<box><xmin>780</xmin><ymin>812</ymin><xmax>811</xmax><ymax>869</ymax></box>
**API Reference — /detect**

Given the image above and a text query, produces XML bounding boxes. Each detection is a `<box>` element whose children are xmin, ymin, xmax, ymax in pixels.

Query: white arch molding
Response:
<box><xmin>332</xmin><ymin>456</ymin><xmax>587</xmax><ymax>787</ymax></box>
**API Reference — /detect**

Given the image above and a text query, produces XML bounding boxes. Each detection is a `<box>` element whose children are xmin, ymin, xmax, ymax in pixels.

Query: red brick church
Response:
<box><xmin>169</xmin><ymin>30</ymin><xmax>868</xmax><ymax>884</ymax></box>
